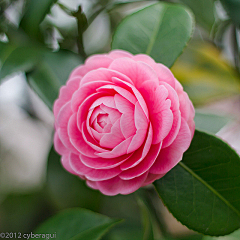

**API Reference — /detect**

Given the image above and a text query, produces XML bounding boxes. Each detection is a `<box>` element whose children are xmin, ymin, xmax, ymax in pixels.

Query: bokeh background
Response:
<box><xmin>0</xmin><ymin>0</ymin><xmax>240</xmax><ymax>239</ymax></box>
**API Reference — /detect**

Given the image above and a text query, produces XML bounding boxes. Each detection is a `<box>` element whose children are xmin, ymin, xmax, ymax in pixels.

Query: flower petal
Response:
<box><xmin>150</xmin><ymin>117</ymin><xmax>192</xmax><ymax>175</ymax></box>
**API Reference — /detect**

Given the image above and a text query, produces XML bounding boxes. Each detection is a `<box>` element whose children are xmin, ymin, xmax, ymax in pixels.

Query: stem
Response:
<box><xmin>136</xmin><ymin>188</ymin><xmax>171</xmax><ymax>238</ymax></box>
<box><xmin>232</xmin><ymin>25</ymin><xmax>240</xmax><ymax>77</ymax></box>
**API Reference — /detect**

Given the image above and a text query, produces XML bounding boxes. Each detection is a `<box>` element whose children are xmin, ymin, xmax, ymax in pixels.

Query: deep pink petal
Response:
<box><xmin>57</xmin><ymin>102</ymin><xmax>78</xmax><ymax>153</ymax></box>
<box><xmin>54</xmin><ymin>77</ymin><xmax>81</xmax><ymax>117</ymax></box>
<box><xmin>142</xmin><ymin>173</ymin><xmax>165</xmax><ymax>186</ymax></box>
<box><xmin>119</xmin><ymin>142</ymin><xmax>161</xmax><ymax>180</ymax></box>
<box><xmin>54</xmin><ymin>132</ymin><xmax>68</xmax><ymax>155</ymax></box>
<box><xmin>70</xmin><ymin>55</ymin><xmax>113</xmax><ymax>78</ymax></box>
<box><xmin>112</xmin><ymin>77</ymin><xmax>149</xmax><ymax>119</ymax></box>
<box><xmin>80</xmin><ymin>68</ymin><xmax>133</xmax><ymax>87</ymax></box>
<box><xmin>120</xmin><ymin>113</ymin><xmax>136</xmax><ymax>139</ymax></box>
<box><xmin>80</xmin><ymin>153</ymin><xmax>131</xmax><ymax>169</ymax></box>
<box><xmin>82</xmin><ymin>121</ymin><xmax>109</xmax><ymax>153</ymax></box>
<box><xmin>139</xmin><ymin>81</ymin><xmax>174</xmax><ymax>144</ymax></box>
<box><xmin>96</xmin><ymin>136</ymin><xmax>133</xmax><ymax>158</ymax></box>
<box><xmin>109</xmin><ymin>58</ymin><xmax>159</xmax><ymax>89</ymax></box>
<box><xmin>71</xmin><ymin>81</ymin><xmax>110</xmax><ymax>112</ymax></box>
<box><xmin>160</xmin><ymin>82</ymin><xmax>181</xmax><ymax>148</ymax></box>
<box><xmin>69</xmin><ymin>153</ymin><xmax>121</xmax><ymax>181</ymax></box>
<box><xmin>61</xmin><ymin>153</ymin><xmax>77</xmax><ymax>175</ymax></box>
<box><xmin>150</xmin><ymin>118</ymin><xmax>192</xmax><ymax>175</ymax></box>
<box><xmin>98</xmin><ymin>85</ymin><xmax>137</xmax><ymax>105</ymax></box>
<box><xmin>96</xmin><ymin>172</ymin><xmax>148</xmax><ymax>196</ymax></box>
<box><xmin>77</xmin><ymin>92</ymin><xmax>106</xmax><ymax>131</ymax></box>
<box><xmin>121</xmin><ymin>123</ymin><xmax>153</xmax><ymax>170</ymax></box>
<box><xmin>68</xmin><ymin>114</ymin><xmax>98</xmax><ymax>158</ymax></box>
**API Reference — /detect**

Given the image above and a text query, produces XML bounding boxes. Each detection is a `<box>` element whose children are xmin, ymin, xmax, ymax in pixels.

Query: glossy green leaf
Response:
<box><xmin>20</xmin><ymin>0</ymin><xmax>57</xmax><ymax>40</ymax></box>
<box><xmin>112</xmin><ymin>2</ymin><xmax>195</xmax><ymax>67</ymax></box>
<box><xmin>203</xmin><ymin>228</ymin><xmax>240</xmax><ymax>240</ymax></box>
<box><xmin>220</xmin><ymin>0</ymin><xmax>240</xmax><ymax>26</ymax></box>
<box><xmin>0</xmin><ymin>45</ymin><xmax>43</xmax><ymax>81</ymax></box>
<box><xmin>154</xmin><ymin>130</ymin><xmax>240</xmax><ymax>236</ymax></box>
<box><xmin>35</xmin><ymin>208</ymin><xmax>122</xmax><ymax>240</ymax></box>
<box><xmin>179</xmin><ymin>0</ymin><xmax>216</xmax><ymax>33</ymax></box>
<box><xmin>27</xmin><ymin>50</ymin><xmax>83</xmax><ymax>109</ymax></box>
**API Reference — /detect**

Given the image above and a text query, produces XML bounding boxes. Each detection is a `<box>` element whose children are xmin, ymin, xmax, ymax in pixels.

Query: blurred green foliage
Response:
<box><xmin>0</xmin><ymin>0</ymin><xmax>240</xmax><ymax>239</ymax></box>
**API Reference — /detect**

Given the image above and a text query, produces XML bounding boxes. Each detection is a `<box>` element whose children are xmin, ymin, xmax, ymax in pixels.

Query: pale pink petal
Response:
<box><xmin>119</xmin><ymin>142</ymin><xmax>161</xmax><ymax>180</ymax></box>
<box><xmin>53</xmin><ymin>77</ymin><xmax>81</xmax><ymax>117</ymax></box>
<box><xmin>70</xmin><ymin>55</ymin><xmax>113</xmax><ymax>78</ymax></box>
<box><xmin>109</xmin><ymin>58</ymin><xmax>159</xmax><ymax>89</ymax></box>
<box><xmin>68</xmin><ymin>114</ymin><xmax>98</xmax><ymax>158</ymax></box>
<box><xmin>132</xmin><ymin>54</ymin><xmax>156</xmax><ymax>66</ymax></box>
<box><xmin>90</xmin><ymin>107</ymin><xmax>105</xmax><ymax>125</ymax></box>
<box><xmin>120</xmin><ymin>123</ymin><xmax>153</xmax><ymax>170</ymax></box>
<box><xmin>114</xmin><ymin>94</ymin><xmax>135</xmax><ymax>113</ymax></box>
<box><xmin>80</xmin><ymin>68</ymin><xmax>133</xmax><ymax>87</ymax></box>
<box><xmin>71</xmin><ymin>81</ymin><xmax>110</xmax><ymax>112</ymax></box>
<box><xmin>99</xmin><ymin>105</ymin><xmax>121</xmax><ymax>124</ymax></box>
<box><xmin>90</xmin><ymin>128</ymin><xmax>104</xmax><ymax>141</ymax></box>
<box><xmin>108</xmin><ymin>50</ymin><xmax>133</xmax><ymax>59</ymax></box>
<box><xmin>69</xmin><ymin>153</ymin><xmax>121</xmax><ymax>181</ymax></box>
<box><xmin>80</xmin><ymin>153</ymin><xmax>131</xmax><ymax>169</ymax></box>
<box><xmin>150</xmin><ymin>118</ymin><xmax>192</xmax><ymax>175</ymax></box>
<box><xmin>100</xmin><ymin>119</ymin><xmax>125</xmax><ymax>149</ymax></box>
<box><xmin>96</xmin><ymin>172</ymin><xmax>148</xmax><ymax>196</ymax></box>
<box><xmin>120</xmin><ymin>113</ymin><xmax>136</xmax><ymax>139</ymax></box>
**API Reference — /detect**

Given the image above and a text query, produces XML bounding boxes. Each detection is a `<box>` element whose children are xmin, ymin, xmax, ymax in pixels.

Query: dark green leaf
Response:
<box><xmin>20</xmin><ymin>0</ymin><xmax>57</xmax><ymax>40</ymax></box>
<box><xmin>112</xmin><ymin>2</ymin><xmax>195</xmax><ymax>67</ymax></box>
<box><xmin>179</xmin><ymin>0</ymin><xmax>216</xmax><ymax>33</ymax></box>
<box><xmin>220</xmin><ymin>0</ymin><xmax>240</xmax><ymax>26</ymax></box>
<box><xmin>27</xmin><ymin>50</ymin><xmax>83</xmax><ymax>109</ymax></box>
<box><xmin>34</xmin><ymin>208</ymin><xmax>122</xmax><ymax>240</ymax></box>
<box><xmin>203</xmin><ymin>228</ymin><xmax>240</xmax><ymax>240</ymax></box>
<box><xmin>154</xmin><ymin>130</ymin><xmax>240</xmax><ymax>236</ymax></box>
<box><xmin>0</xmin><ymin>45</ymin><xmax>43</xmax><ymax>81</ymax></box>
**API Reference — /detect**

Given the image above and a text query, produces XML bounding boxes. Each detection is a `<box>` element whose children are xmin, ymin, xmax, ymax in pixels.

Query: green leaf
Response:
<box><xmin>202</xmin><ymin>228</ymin><xmax>240</xmax><ymax>240</ymax></box>
<box><xmin>179</xmin><ymin>0</ymin><xmax>216</xmax><ymax>33</ymax></box>
<box><xmin>220</xmin><ymin>0</ymin><xmax>240</xmax><ymax>26</ymax></box>
<box><xmin>20</xmin><ymin>0</ymin><xmax>57</xmax><ymax>40</ymax></box>
<box><xmin>112</xmin><ymin>2</ymin><xmax>195</xmax><ymax>67</ymax></box>
<box><xmin>27</xmin><ymin>50</ymin><xmax>83</xmax><ymax>109</ymax></box>
<box><xmin>34</xmin><ymin>208</ymin><xmax>122</xmax><ymax>240</ymax></box>
<box><xmin>154</xmin><ymin>130</ymin><xmax>240</xmax><ymax>236</ymax></box>
<box><xmin>0</xmin><ymin>45</ymin><xmax>43</xmax><ymax>81</ymax></box>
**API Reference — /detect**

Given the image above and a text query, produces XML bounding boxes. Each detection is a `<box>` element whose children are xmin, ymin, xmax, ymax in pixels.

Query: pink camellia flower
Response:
<box><xmin>53</xmin><ymin>50</ymin><xmax>195</xmax><ymax>196</ymax></box>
